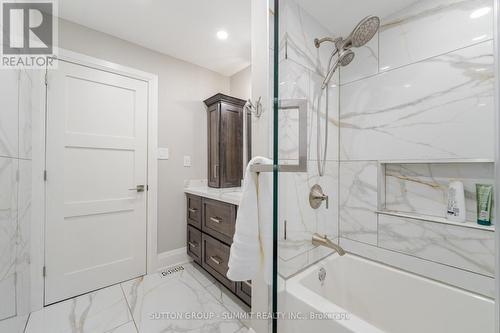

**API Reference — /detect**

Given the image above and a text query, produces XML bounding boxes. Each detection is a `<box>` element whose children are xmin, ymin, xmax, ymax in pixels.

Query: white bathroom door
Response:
<box><xmin>45</xmin><ymin>59</ymin><xmax>148</xmax><ymax>304</ymax></box>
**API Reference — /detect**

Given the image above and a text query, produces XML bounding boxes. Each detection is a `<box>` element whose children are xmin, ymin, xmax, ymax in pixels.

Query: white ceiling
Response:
<box><xmin>299</xmin><ymin>0</ymin><xmax>419</xmax><ymax>36</ymax></box>
<box><xmin>59</xmin><ymin>0</ymin><xmax>251</xmax><ymax>76</ymax></box>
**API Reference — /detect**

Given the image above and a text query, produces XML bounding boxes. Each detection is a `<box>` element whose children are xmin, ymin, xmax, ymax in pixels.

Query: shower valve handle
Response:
<box><xmin>309</xmin><ymin>184</ymin><xmax>329</xmax><ymax>209</ymax></box>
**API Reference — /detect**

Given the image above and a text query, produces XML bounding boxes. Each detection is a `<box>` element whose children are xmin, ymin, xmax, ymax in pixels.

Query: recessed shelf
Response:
<box><xmin>377</xmin><ymin>210</ymin><xmax>495</xmax><ymax>232</ymax></box>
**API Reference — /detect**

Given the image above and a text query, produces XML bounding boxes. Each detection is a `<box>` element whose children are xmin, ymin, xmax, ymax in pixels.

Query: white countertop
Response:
<box><xmin>184</xmin><ymin>180</ymin><xmax>242</xmax><ymax>205</ymax></box>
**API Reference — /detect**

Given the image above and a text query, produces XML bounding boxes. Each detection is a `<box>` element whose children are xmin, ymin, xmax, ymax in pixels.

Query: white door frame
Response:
<box><xmin>31</xmin><ymin>48</ymin><xmax>159</xmax><ymax>310</ymax></box>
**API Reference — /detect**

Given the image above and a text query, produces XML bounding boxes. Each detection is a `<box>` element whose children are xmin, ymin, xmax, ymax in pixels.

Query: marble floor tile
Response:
<box><xmin>121</xmin><ymin>263</ymin><xmax>246</xmax><ymax>333</ymax></box>
<box><xmin>0</xmin><ymin>314</ymin><xmax>29</xmax><ymax>333</ymax></box>
<box><xmin>25</xmin><ymin>284</ymin><xmax>131</xmax><ymax>333</ymax></box>
<box><xmin>104</xmin><ymin>321</ymin><xmax>137</xmax><ymax>333</ymax></box>
<box><xmin>205</xmin><ymin>282</ymin><xmax>250</xmax><ymax>328</ymax></box>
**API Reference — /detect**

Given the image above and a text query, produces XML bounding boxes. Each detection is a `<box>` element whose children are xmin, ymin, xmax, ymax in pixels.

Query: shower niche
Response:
<box><xmin>377</xmin><ymin>160</ymin><xmax>495</xmax><ymax>229</ymax></box>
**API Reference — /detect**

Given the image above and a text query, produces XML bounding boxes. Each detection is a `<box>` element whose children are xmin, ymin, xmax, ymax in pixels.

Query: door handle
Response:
<box><xmin>210</xmin><ymin>217</ymin><xmax>222</xmax><ymax>224</ymax></box>
<box><xmin>210</xmin><ymin>256</ymin><xmax>222</xmax><ymax>265</ymax></box>
<box><xmin>188</xmin><ymin>241</ymin><xmax>198</xmax><ymax>248</ymax></box>
<box><xmin>188</xmin><ymin>208</ymin><xmax>197</xmax><ymax>213</ymax></box>
<box><xmin>250</xmin><ymin>99</ymin><xmax>308</xmax><ymax>173</ymax></box>
<box><xmin>128</xmin><ymin>185</ymin><xmax>145</xmax><ymax>192</ymax></box>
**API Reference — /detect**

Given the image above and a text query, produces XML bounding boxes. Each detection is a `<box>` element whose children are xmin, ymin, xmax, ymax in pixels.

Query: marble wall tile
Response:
<box><xmin>18</xmin><ymin>70</ymin><xmax>34</xmax><ymax>160</ymax></box>
<box><xmin>280</xmin><ymin>0</ymin><xmax>335</xmax><ymax>76</ymax></box>
<box><xmin>278</xmin><ymin>161</ymin><xmax>338</xmax><ymax>262</ymax></box>
<box><xmin>278</xmin><ymin>59</ymin><xmax>339</xmax><ymax>162</ymax></box>
<box><xmin>308</xmin><ymin>69</ymin><xmax>339</xmax><ymax>162</ymax></box>
<box><xmin>385</xmin><ymin>163</ymin><xmax>495</xmax><ymax>223</ymax></box>
<box><xmin>378</xmin><ymin>214</ymin><xmax>495</xmax><ymax>277</ymax></box>
<box><xmin>380</xmin><ymin>0</ymin><xmax>494</xmax><ymax>71</ymax></box>
<box><xmin>278</xmin><ymin>59</ymin><xmax>309</xmax><ymax>161</ymax></box>
<box><xmin>340</xmin><ymin>41</ymin><xmax>494</xmax><ymax>161</ymax></box>
<box><xmin>15</xmin><ymin>159</ymin><xmax>32</xmax><ymax>315</ymax></box>
<box><xmin>339</xmin><ymin>161</ymin><xmax>379</xmax><ymax>245</ymax></box>
<box><xmin>0</xmin><ymin>70</ymin><xmax>19</xmax><ymax>158</ymax></box>
<box><xmin>0</xmin><ymin>157</ymin><xmax>18</xmax><ymax>321</ymax></box>
<box><xmin>25</xmin><ymin>284</ymin><xmax>131</xmax><ymax>333</ymax></box>
<box><xmin>340</xmin><ymin>33</ymin><xmax>379</xmax><ymax>84</ymax></box>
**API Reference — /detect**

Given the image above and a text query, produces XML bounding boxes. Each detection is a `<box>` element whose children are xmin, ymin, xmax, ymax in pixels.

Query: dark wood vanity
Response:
<box><xmin>204</xmin><ymin>94</ymin><xmax>248</xmax><ymax>188</ymax></box>
<box><xmin>186</xmin><ymin>193</ymin><xmax>251</xmax><ymax>306</ymax></box>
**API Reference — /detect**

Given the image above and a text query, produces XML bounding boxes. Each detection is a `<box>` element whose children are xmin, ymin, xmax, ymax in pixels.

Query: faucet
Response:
<box><xmin>312</xmin><ymin>233</ymin><xmax>346</xmax><ymax>256</ymax></box>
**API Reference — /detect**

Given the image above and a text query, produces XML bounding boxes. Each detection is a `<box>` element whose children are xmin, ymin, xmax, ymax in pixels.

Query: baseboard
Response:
<box><xmin>157</xmin><ymin>247</ymin><xmax>192</xmax><ymax>270</ymax></box>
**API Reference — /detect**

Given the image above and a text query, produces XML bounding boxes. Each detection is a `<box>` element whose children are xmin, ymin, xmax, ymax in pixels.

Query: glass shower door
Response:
<box><xmin>271</xmin><ymin>0</ymin><xmax>497</xmax><ymax>333</ymax></box>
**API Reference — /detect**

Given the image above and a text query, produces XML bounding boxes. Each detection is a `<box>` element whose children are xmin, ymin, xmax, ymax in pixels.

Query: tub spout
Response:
<box><xmin>312</xmin><ymin>233</ymin><xmax>346</xmax><ymax>256</ymax></box>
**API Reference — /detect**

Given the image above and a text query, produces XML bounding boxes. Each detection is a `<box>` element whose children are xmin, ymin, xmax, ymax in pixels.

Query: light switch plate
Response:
<box><xmin>158</xmin><ymin>148</ymin><xmax>169</xmax><ymax>160</ymax></box>
<box><xmin>183</xmin><ymin>155</ymin><xmax>192</xmax><ymax>167</ymax></box>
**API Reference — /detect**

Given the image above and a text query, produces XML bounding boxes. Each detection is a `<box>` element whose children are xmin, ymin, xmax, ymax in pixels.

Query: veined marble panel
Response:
<box><xmin>121</xmin><ymin>263</ymin><xmax>246</xmax><ymax>333</ymax></box>
<box><xmin>280</xmin><ymin>0</ymin><xmax>335</xmax><ymax>76</ymax></box>
<box><xmin>0</xmin><ymin>157</ymin><xmax>18</xmax><ymax>321</ymax></box>
<box><xmin>380</xmin><ymin>0</ymin><xmax>494</xmax><ymax>71</ymax></box>
<box><xmin>340</xmin><ymin>33</ymin><xmax>379</xmax><ymax>84</ymax></box>
<box><xmin>104</xmin><ymin>322</ymin><xmax>137</xmax><ymax>333</ymax></box>
<box><xmin>16</xmin><ymin>159</ymin><xmax>32</xmax><ymax>315</ymax></box>
<box><xmin>385</xmin><ymin>163</ymin><xmax>495</xmax><ymax>223</ymax></box>
<box><xmin>339</xmin><ymin>161</ymin><xmax>378</xmax><ymax>245</ymax></box>
<box><xmin>0</xmin><ymin>314</ymin><xmax>29</xmax><ymax>333</ymax></box>
<box><xmin>340</xmin><ymin>41</ymin><xmax>494</xmax><ymax>161</ymax></box>
<box><xmin>278</xmin><ymin>160</ymin><xmax>339</xmax><ymax>262</ymax></box>
<box><xmin>19</xmin><ymin>69</ymin><xmax>34</xmax><ymax>160</ymax></box>
<box><xmin>378</xmin><ymin>214</ymin><xmax>495</xmax><ymax>277</ymax></box>
<box><xmin>25</xmin><ymin>284</ymin><xmax>131</xmax><ymax>333</ymax></box>
<box><xmin>278</xmin><ymin>59</ymin><xmax>339</xmax><ymax>162</ymax></box>
<box><xmin>0</xmin><ymin>70</ymin><xmax>19</xmax><ymax>158</ymax></box>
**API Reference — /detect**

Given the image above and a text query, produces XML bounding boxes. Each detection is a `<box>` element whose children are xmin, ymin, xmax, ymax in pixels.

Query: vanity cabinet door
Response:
<box><xmin>187</xmin><ymin>225</ymin><xmax>202</xmax><ymax>264</ymax></box>
<box><xmin>186</xmin><ymin>194</ymin><xmax>202</xmax><ymax>229</ymax></box>
<box><xmin>236</xmin><ymin>281</ymin><xmax>251</xmax><ymax>306</ymax></box>
<box><xmin>220</xmin><ymin>102</ymin><xmax>243</xmax><ymax>188</ymax></box>
<box><xmin>202</xmin><ymin>198</ymin><xmax>236</xmax><ymax>245</ymax></box>
<box><xmin>202</xmin><ymin>234</ymin><xmax>236</xmax><ymax>292</ymax></box>
<box><xmin>207</xmin><ymin>103</ymin><xmax>220</xmax><ymax>188</ymax></box>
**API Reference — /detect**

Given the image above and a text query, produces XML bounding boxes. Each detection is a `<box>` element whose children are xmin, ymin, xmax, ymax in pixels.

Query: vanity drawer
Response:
<box><xmin>236</xmin><ymin>281</ymin><xmax>251</xmax><ymax>306</ymax></box>
<box><xmin>201</xmin><ymin>234</ymin><xmax>235</xmax><ymax>292</ymax></box>
<box><xmin>187</xmin><ymin>225</ymin><xmax>202</xmax><ymax>264</ymax></box>
<box><xmin>202</xmin><ymin>198</ymin><xmax>237</xmax><ymax>244</ymax></box>
<box><xmin>186</xmin><ymin>194</ymin><xmax>202</xmax><ymax>229</ymax></box>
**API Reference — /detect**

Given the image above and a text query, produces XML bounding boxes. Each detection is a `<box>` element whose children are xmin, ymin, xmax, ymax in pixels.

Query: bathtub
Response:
<box><xmin>282</xmin><ymin>254</ymin><xmax>495</xmax><ymax>333</ymax></box>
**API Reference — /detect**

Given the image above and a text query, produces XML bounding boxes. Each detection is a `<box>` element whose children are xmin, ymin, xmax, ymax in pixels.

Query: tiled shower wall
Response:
<box><xmin>0</xmin><ymin>69</ymin><xmax>35</xmax><ymax>322</ymax></box>
<box><xmin>276</xmin><ymin>0</ymin><xmax>341</xmax><ymax>278</ymax></box>
<box><xmin>277</xmin><ymin>0</ymin><xmax>496</xmax><ymax>293</ymax></box>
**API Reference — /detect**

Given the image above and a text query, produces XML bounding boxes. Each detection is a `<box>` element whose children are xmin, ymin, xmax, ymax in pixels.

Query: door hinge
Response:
<box><xmin>43</xmin><ymin>170</ymin><xmax>47</xmax><ymax>181</ymax></box>
<box><xmin>44</xmin><ymin>72</ymin><xmax>48</xmax><ymax>86</ymax></box>
<box><xmin>147</xmin><ymin>185</ymin><xmax>149</xmax><ymax>191</ymax></box>
<box><xmin>43</xmin><ymin>266</ymin><xmax>46</xmax><ymax>277</ymax></box>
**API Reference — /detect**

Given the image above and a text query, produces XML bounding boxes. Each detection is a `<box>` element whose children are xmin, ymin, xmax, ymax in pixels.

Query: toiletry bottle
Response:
<box><xmin>447</xmin><ymin>180</ymin><xmax>466</xmax><ymax>223</ymax></box>
<box><xmin>476</xmin><ymin>184</ymin><xmax>493</xmax><ymax>226</ymax></box>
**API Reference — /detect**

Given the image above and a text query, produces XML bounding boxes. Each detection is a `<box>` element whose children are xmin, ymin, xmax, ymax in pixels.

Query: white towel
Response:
<box><xmin>227</xmin><ymin>156</ymin><xmax>273</xmax><ymax>284</ymax></box>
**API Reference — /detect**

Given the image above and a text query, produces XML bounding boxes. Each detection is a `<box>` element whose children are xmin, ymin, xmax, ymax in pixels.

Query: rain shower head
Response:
<box><xmin>342</xmin><ymin>15</ymin><xmax>380</xmax><ymax>49</ymax></box>
<box><xmin>321</xmin><ymin>49</ymin><xmax>354</xmax><ymax>89</ymax></box>
<box><xmin>315</xmin><ymin>15</ymin><xmax>379</xmax><ymax>90</ymax></box>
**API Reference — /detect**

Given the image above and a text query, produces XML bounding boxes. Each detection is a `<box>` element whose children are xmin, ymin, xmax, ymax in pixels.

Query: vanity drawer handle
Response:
<box><xmin>209</xmin><ymin>256</ymin><xmax>223</xmax><ymax>265</ymax></box>
<box><xmin>210</xmin><ymin>217</ymin><xmax>222</xmax><ymax>224</ymax></box>
<box><xmin>188</xmin><ymin>241</ymin><xmax>198</xmax><ymax>248</ymax></box>
<box><xmin>188</xmin><ymin>208</ymin><xmax>197</xmax><ymax>213</ymax></box>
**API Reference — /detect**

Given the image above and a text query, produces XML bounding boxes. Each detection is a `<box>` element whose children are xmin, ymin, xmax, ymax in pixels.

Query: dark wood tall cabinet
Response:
<box><xmin>204</xmin><ymin>94</ymin><xmax>247</xmax><ymax>188</ymax></box>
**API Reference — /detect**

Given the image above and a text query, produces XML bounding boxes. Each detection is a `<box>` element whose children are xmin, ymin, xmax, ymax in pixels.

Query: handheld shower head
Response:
<box><xmin>321</xmin><ymin>49</ymin><xmax>354</xmax><ymax>89</ymax></box>
<box><xmin>343</xmin><ymin>15</ymin><xmax>380</xmax><ymax>49</ymax></box>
